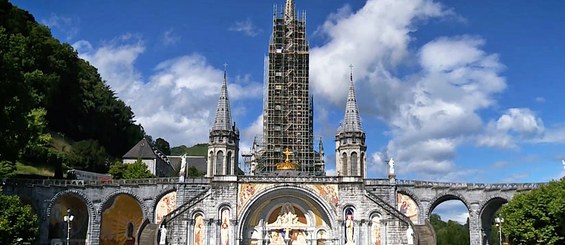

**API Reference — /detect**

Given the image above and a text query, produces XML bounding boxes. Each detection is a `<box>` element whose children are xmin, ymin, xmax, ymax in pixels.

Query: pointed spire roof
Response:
<box><xmin>212</xmin><ymin>65</ymin><xmax>233</xmax><ymax>131</ymax></box>
<box><xmin>338</xmin><ymin>66</ymin><xmax>363</xmax><ymax>133</ymax></box>
<box><xmin>284</xmin><ymin>0</ymin><xmax>295</xmax><ymax>22</ymax></box>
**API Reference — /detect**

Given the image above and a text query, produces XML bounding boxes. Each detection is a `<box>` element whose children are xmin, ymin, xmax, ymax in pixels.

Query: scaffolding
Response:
<box><xmin>247</xmin><ymin>3</ymin><xmax>324</xmax><ymax>176</ymax></box>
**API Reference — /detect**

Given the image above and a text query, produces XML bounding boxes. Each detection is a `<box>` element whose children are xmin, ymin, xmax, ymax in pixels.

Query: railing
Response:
<box><xmin>392</xmin><ymin>179</ymin><xmax>542</xmax><ymax>190</ymax></box>
<box><xmin>2</xmin><ymin>177</ymin><xmax>210</xmax><ymax>187</ymax></box>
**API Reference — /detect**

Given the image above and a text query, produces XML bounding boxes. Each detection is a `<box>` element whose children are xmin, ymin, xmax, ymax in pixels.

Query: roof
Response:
<box><xmin>122</xmin><ymin>138</ymin><xmax>157</xmax><ymax>159</ymax></box>
<box><xmin>167</xmin><ymin>155</ymin><xmax>207</xmax><ymax>173</ymax></box>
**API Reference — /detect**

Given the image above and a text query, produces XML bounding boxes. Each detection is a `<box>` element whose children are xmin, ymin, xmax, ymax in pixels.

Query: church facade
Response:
<box><xmin>3</xmin><ymin>1</ymin><xmax>538</xmax><ymax>245</ymax></box>
<box><xmin>158</xmin><ymin>1</ymin><xmax>416</xmax><ymax>244</ymax></box>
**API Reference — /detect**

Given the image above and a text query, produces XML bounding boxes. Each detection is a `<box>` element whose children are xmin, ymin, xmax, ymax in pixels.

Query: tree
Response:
<box><xmin>67</xmin><ymin>140</ymin><xmax>109</xmax><ymax>173</ymax></box>
<box><xmin>155</xmin><ymin>138</ymin><xmax>171</xmax><ymax>155</ymax></box>
<box><xmin>501</xmin><ymin>178</ymin><xmax>565</xmax><ymax>244</ymax></box>
<box><xmin>186</xmin><ymin>166</ymin><xmax>205</xmax><ymax>177</ymax></box>
<box><xmin>0</xmin><ymin>191</ymin><xmax>39</xmax><ymax>244</ymax></box>
<box><xmin>108</xmin><ymin>160</ymin><xmax>128</xmax><ymax>179</ymax></box>
<box><xmin>109</xmin><ymin>160</ymin><xmax>154</xmax><ymax>179</ymax></box>
<box><xmin>0</xmin><ymin>160</ymin><xmax>16</xmax><ymax>178</ymax></box>
<box><xmin>123</xmin><ymin>160</ymin><xmax>154</xmax><ymax>179</ymax></box>
<box><xmin>430</xmin><ymin>213</ymin><xmax>470</xmax><ymax>245</ymax></box>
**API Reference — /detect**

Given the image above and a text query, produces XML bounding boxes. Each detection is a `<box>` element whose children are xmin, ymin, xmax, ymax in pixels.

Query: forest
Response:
<box><xmin>0</xmin><ymin>0</ymin><xmax>145</xmax><ymax>178</ymax></box>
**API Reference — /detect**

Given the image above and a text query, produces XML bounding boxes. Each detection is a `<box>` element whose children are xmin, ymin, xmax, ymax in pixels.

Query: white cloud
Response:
<box><xmin>229</xmin><ymin>18</ymin><xmax>260</xmax><ymax>37</ymax></box>
<box><xmin>41</xmin><ymin>14</ymin><xmax>79</xmax><ymax>40</ymax></box>
<box><xmin>310</xmin><ymin>0</ymin><xmax>519</xmax><ymax>179</ymax></box>
<box><xmin>496</xmin><ymin>108</ymin><xmax>543</xmax><ymax>135</ymax></box>
<box><xmin>161</xmin><ymin>29</ymin><xmax>181</xmax><ymax>46</ymax></box>
<box><xmin>73</xmin><ymin>37</ymin><xmax>261</xmax><ymax>147</ymax></box>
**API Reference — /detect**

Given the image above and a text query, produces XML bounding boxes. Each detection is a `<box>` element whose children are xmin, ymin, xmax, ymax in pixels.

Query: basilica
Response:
<box><xmin>148</xmin><ymin>1</ymin><xmax>420</xmax><ymax>244</ymax></box>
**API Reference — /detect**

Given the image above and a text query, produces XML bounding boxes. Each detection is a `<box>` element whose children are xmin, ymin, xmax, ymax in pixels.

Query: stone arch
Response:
<box><xmin>238</xmin><ymin>185</ymin><xmax>337</xmax><ymax>244</ymax></box>
<box><xmin>479</xmin><ymin>196</ymin><xmax>509</xmax><ymax>245</ymax></box>
<box><xmin>427</xmin><ymin>192</ymin><xmax>471</xmax><ymax>217</ymax></box>
<box><xmin>47</xmin><ymin>190</ymin><xmax>94</xmax><ymax>243</ymax></box>
<box><xmin>153</xmin><ymin>188</ymin><xmax>177</xmax><ymax>224</ymax></box>
<box><xmin>98</xmin><ymin>191</ymin><xmax>147</xmax><ymax>245</ymax></box>
<box><xmin>397</xmin><ymin>188</ymin><xmax>424</xmax><ymax>224</ymax></box>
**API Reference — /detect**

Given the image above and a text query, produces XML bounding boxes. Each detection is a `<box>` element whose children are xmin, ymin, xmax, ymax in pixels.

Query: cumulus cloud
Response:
<box><xmin>73</xmin><ymin>36</ymin><xmax>261</xmax><ymax>147</ymax></box>
<box><xmin>229</xmin><ymin>18</ymin><xmax>260</xmax><ymax>37</ymax></box>
<box><xmin>309</xmin><ymin>0</ymin><xmax>552</xmax><ymax>180</ymax></box>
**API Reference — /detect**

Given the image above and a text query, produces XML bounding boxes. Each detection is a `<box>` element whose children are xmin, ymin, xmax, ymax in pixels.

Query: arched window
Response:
<box><xmin>193</xmin><ymin>213</ymin><xmax>205</xmax><ymax>245</ymax></box>
<box><xmin>344</xmin><ymin>208</ymin><xmax>355</xmax><ymax>244</ymax></box>
<box><xmin>370</xmin><ymin>214</ymin><xmax>382</xmax><ymax>245</ymax></box>
<box><xmin>341</xmin><ymin>153</ymin><xmax>348</xmax><ymax>176</ymax></box>
<box><xmin>219</xmin><ymin>207</ymin><xmax>231</xmax><ymax>245</ymax></box>
<box><xmin>226</xmin><ymin>151</ymin><xmax>232</xmax><ymax>175</ymax></box>
<box><xmin>216</xmin><ymin>151</ymin><xmax>224</xmax><ymax>175</ymax></box>
<box><xmin>351</xmin><ymin>152</ymin><xmax>358</xmax><ymax>176</ymax></box>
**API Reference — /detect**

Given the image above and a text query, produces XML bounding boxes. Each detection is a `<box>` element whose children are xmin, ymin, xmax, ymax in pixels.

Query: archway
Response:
<box><xmin>154</xmin><ymin>190</ymin><xmax>177</xmax><ymax>224</ymax></box>
<box><xmin>99</xmin><ymin>194</ymin><xmax>144</xmax><ymax>245</ymax></box>
<box><xmin>239</xmin><ymin>187</ymin><xmax>335</xmax><ymax>245</ymax></box>
<box><xmin>48</xmin><ymin>193</ymin><xmax>90</xmax><ymax>244</ymax></box>
<box><xmin>480</xmin><ymin>197</ymin><xmax>508</xmax><ymax>245</ymax></box>
<box><xmin>429</xmin><ymin>195</ymin><xmax>470</xmax><ymax>245</ymax></box>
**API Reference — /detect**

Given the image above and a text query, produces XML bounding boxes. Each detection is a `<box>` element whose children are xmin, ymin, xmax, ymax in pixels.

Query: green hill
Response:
<box><xmin>1</xmin><ymin>0</ymin><xmax>144</xmax><ymax>177</ymax></box>
<box><xmin>171</xmin><ymin>143</ymin><xmax>208</xmax><ymax>156</ymax></box>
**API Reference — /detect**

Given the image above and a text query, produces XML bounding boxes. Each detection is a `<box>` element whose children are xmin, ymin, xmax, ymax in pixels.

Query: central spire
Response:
<box><xmin>212</xmin><ymin>65</ymin><xmax>232</xmax><ymax>131</ymax></box>
<box><xmin>339</xmin><ymin>65</ymin><xmax>363</xmax><ymax>133</ymax></box>
<box><xmin>285</xmin><ymin>0</ymin><xmax>295</xmax><ymax>22</ymax></box>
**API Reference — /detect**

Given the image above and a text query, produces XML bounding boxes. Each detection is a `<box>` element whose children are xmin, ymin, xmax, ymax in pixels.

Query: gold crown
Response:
<box><xmin>276</xmin><ymin>148</ymin><xmax>299</xmax><ymax>170</ymax></box>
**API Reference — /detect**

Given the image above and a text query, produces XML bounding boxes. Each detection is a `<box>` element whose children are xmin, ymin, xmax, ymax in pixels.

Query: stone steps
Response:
<box><xmin>138</xmin><ymin>224</ymin><xmax>159</xmax><ymax>245</ymax></box>
<box><xmin>414</xmin><ymin>221</ymin><xmax>436</xmax><ymax>245</ymax></box>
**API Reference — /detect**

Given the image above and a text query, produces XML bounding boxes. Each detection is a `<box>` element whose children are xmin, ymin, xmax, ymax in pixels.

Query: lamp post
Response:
<box><xmin>63</xmin><ymin>209</ymin><xmax>74</xmax><ymax>245</ymax></box>
<box><xmin>494</xmin><ymin>217</ymin><xmax>504</xmax><ymax>245</ymax></box>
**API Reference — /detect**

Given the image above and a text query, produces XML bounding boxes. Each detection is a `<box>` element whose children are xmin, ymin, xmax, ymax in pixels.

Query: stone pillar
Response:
<box><xmin>468</xmin><ymin>205</ymin><xmax>482</xmax><ymax>245</ymax></box>
<box><xmin>187</xmin><ymin>219</ymin><xmax>194</xmax><ymax>245</ymax></box>
<box><xmin>209</xmin><ymin>218</ymin><xmax>216</xmax><ymax>244</ymax></box>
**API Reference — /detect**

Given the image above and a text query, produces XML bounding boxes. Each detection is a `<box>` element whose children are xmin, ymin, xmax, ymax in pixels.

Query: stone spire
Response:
<box><xmin>284</xmin><ymin>0</ymin><xmax>295</xmax><ymax>22</ymax></box>
<box><xmin>338</xmin><ymin>66</ymin><xmax>363</xmax><ymax>133</ymax></box>
<box><xmin>212</xmin><ymin>66</ymin><xmax>232</xmax><ymax>131</ymax></box>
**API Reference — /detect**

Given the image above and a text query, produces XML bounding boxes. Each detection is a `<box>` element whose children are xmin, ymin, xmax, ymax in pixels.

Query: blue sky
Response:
<box><xmin>12</xmin><ymin>0</ymin><xmax>565</xmax><ymax>189</ymax></box>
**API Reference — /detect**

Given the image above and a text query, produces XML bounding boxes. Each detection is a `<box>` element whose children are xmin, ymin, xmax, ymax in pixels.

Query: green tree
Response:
<box><xmin>0</xmin><ymin>160</ymin><xmax>16</xmax><ymax>178</ymax></box>
<box><xmin>108</xmin><ymin>160</ymin><xmax>128</xmax><ymax>179</ymax></box>
<box><xmin>155</xmin><ymin>138</ymin><xmax>171</xmax><ymax>155</ymax></box>
<box><xmin>109</xmin><ymin>160</ymin><xmax>154</xmax><ymax>179</ymax></box>
<box><xmin>67</xmin><ymin>140</ymin><xmax>109</xmax><ymax>173</ymax></box>
<box><xmin>0</xmin><ymin>191</ymin><xmax>39</xmax><ymax>244</ymax></box>
<box><xmin>430</xmin><ymin>213</ymin><xmax>470</xmax><ymax>245</ymax></box>
<box><xmin>186</xmin><ymin>166</ymin><xmax>205</xmax><ymax>177</ymax></box>
<box><xmin>123</xmin><ymin>159</ymin><xmax>154</xmax><ymax>179</ymax></box>
<box><xmin>501</xmin><ymin>178</ymin><xmax>565</xmax><ymax>245</ymax></box>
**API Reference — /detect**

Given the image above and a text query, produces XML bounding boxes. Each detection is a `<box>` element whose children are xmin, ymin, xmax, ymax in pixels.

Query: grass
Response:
<box><xmin>15</xmin><ymin>161</ymin><xmax>54</xmax><ymax>177</ymax></box>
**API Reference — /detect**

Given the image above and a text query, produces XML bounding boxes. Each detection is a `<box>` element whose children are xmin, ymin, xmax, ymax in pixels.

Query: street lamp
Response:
<box><xmin>63</xmin><ymin>209</ymin><xmax>74</xmax><ymax>245</ymax></box>
<box><xmin>494</xmin><ymin>217</ymin><xmax>504</xmax><ymax>245</ymax></box>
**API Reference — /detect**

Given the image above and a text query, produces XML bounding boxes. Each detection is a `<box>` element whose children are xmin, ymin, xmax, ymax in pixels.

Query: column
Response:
<box><xmin>468</xmin><ymin>206</ymin><xmax>482</xmax><ymax>245</ymax></box>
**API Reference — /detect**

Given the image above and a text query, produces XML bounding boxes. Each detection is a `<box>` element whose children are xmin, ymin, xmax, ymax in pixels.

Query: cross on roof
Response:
<box><xmin>283</xmin><ymin>147</ymin><xmax>293</xmax><ymax>163</ymax></box>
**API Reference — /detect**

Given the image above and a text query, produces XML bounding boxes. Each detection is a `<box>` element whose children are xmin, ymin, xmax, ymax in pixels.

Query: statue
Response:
<box><xmin>388</xmin><ymin>158</ymin><xmax>395</xmax><ymax>176</ymax></box>
<box><xmin>179</xmin><ymin>154</ymin><xmax>187</xmax><ymax>182</ymax></box>
<box><xmin>345</xmin><ymin>210</ymin><xmax>355</xmax><ymax>245</ymax></box>
<box><xmin>159</xmin><ymin>225</ymin><xmax>167</xmax><ymax>245</ymax></box>
<box><xmin>406</xmin><ymin>226</ymin><xmax>414</xmax><ymax>245</ymax></box>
